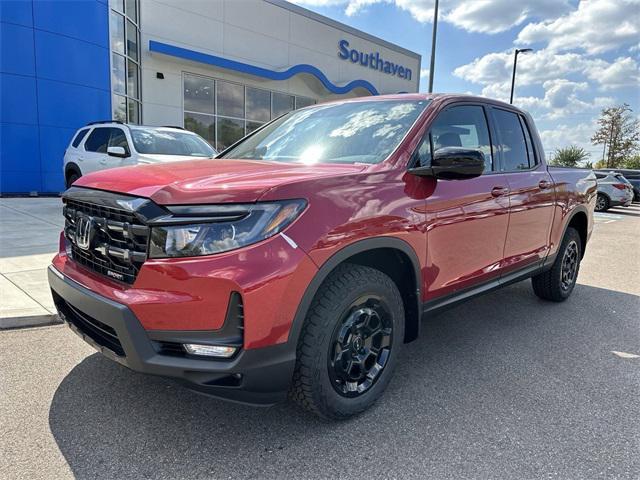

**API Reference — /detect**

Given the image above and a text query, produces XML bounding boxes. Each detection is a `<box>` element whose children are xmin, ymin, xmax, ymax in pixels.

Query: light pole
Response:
<box><xmin>509</xmin><ymin>48</ymin><xmax>532</xmax><ymax>104</ymax></box>
<box><xmin>427</xmin><ymin>0</ymin><xmax>439</xmax><ymax>93</ymax></box>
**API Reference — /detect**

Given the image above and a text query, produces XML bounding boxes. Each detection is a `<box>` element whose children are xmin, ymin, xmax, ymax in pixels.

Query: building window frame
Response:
<box><xmin>109</xmin><ymin>0</ymin><xmax>142</xmax><ymax>124</ymax></box>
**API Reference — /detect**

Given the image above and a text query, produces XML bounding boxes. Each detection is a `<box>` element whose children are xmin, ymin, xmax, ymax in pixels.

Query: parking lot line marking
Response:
<box><xmin>594</xmin><ymin>212</ymin><xmax>624</xmax><ymax>221</ymax></box>
<box><xmin>611</xmin><ymin>351</ymin><xmax>640</xmax><ymax>359</ymax></box>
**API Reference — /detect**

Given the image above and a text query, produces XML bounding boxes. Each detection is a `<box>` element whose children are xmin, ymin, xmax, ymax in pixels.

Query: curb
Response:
<box><xmin>0</xmin><ymin>314</ymin><xmax>62</xmax><ymax>330</ymax></box>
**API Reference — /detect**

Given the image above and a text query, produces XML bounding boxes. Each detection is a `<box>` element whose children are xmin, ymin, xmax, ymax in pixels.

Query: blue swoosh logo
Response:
<box><xmin>149</xmin><ymin>40</ymin><xmax>379</xmax><ymax>96</ymax></box>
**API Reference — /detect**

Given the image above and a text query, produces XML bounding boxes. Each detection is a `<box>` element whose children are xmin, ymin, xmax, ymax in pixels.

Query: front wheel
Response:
<box><xmin>532</xmin><ymin>227</ymin><xmax>582</xmax><ymax>302</ymax></box>
<box><xmin>290</xmin><ymin>264</ymin><xmax>404</xmax><ymax>420</ymax></box>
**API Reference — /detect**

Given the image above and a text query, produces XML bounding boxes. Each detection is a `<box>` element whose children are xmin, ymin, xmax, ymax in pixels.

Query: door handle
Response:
<box><xmin>491</xmin><ymin>186</ymin><xmax>510</xmax><ymax>197</ymax></box>
<box><xmin>538</xmin><ymin>180</ymin><xmax>551</xmax><ymax>190</ymax></box>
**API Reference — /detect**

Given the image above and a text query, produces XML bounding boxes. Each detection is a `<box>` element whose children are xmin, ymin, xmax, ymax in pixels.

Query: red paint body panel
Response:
<box><xmin>53</xmin><ymin>94</ymin><xmax>596</xmax><ymax>352</ymax></box>
<box><xmin>54</xmin><ymin>232</ymin><xmax>318</xmax><ymax>348</ymax></box>
<box><xmin>424</xmin><ymin>174</ymin><xmax>510</xmax><ymax>298</ymax></box>
<box><xmin>501</xmin><ymin>168</ymin><xmax>556</xmax><ymax>273</ymax></box>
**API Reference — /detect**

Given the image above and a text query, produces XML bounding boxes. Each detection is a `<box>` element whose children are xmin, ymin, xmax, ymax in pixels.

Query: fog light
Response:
<box><xmin>183</xmin><ymin>344</ymin><xmax>236</xmax><ymax>358</ymax></box>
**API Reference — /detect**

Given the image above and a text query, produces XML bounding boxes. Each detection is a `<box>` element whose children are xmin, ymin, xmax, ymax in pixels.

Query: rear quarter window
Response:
<box><xmin>71</xmin><ymin>128</ymin><xmax>90</xmax><ymax>148</ymax></box>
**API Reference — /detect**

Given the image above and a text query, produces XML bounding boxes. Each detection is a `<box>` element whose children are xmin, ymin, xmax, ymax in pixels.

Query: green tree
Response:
<box><xmin>591</xmin><ymin>104</ymin><xmax>640</xmax><ymax>168</ymax></box>
<box><xmin>549</xmin><ymin>145</ymin><xmax>590</xmax><ymax>167</ymax></box>
<box><xmin>623</xmin><ymin>155</ymin><xmax>640</xmax><ymax>169</ymax></box>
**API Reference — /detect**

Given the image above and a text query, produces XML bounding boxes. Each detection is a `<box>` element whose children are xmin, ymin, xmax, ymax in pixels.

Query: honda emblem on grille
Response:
<box><xmin>75</xmin><ymin>214</ymin><xmax>94</xmax><ymax>250</ymax></box>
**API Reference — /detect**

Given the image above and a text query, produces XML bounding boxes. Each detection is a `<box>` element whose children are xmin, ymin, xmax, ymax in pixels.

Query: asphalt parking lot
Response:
<box><xmin>1</xmin><ymin>204</ymin><xmax>639</xmax><ymax>479</ymax></box>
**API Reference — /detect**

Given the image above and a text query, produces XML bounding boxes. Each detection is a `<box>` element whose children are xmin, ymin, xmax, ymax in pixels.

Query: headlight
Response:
<box><xmin>148</xmin><ymin>200</ymin><xmax>306</xmax><ymax>258</ymax></box>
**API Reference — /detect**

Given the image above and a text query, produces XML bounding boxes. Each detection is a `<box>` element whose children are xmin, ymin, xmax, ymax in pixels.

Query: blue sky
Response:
<box><xmin>293</xmin><ymin>0</ymin><xmax>640</xmax><ymax>159</ymax></box>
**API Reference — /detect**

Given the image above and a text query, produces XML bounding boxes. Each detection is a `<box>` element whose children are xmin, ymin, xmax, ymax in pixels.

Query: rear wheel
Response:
<box><xmin>532</xmin><ymin>227</ymin><xmax>582</xmax><ymax>302</ymax></box>
<box><xmin>290</xmin><ymin>264</ymin><xmax>404</xmax><ymax>420</ymax></box>
<box><xmin>595</xmin><ymin>193</ymin><xmax>609</xmax><ymax>212</ymax></box>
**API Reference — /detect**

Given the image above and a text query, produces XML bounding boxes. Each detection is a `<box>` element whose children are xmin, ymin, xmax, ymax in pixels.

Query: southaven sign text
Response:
<box><xmin>338</xmin><ymin>39</ymin><xmax>413</xmax><ymax>81</ymax></box>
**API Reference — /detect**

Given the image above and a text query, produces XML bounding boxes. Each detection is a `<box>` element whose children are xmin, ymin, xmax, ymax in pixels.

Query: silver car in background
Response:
<box><xmin>594</xmin><ymin>171</ymin><xmax>634</xmax><ymax>212</ymax></box>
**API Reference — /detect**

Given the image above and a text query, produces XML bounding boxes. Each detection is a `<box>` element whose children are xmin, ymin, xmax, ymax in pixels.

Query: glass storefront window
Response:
<box><xmin>125</xmin><ymin>0</ymin><xmax>137</xmax><ymax>23</ymax></box>
<box><xmin>110</xmin><ymin>0</ymin><xmax>140</xmax><ymax>123</ymax></box>
<box><xmin>184</xmin><ymin>112</ymin><xmax>215</xmax><ymax>145</ymax></box>
<box><xmin>127</xmin><ymin>99</ymin><xmax>140</xmax><ymax>125</ymax></box>
<box><xmin>109</xmin><ymin>0</ymin><xmax>124</xmax><ymax>13</ymax></box>
<box><xmin>127</xmin><ymin>59</ymin><xmax>138</xmax><ymax>98</ymax></box>
<box><xmin>217</xmin><ymin>81</ymin><xmax>245</xmax><ymax>118</ymax></box>
<box><xmin>217</xmin><ymin>117</ymin><xmax>245</xmax><ymax>150</ymax></box>
<box><xmin>113</xmin><ymin>94</ymin><xmax>126</xmax><ymax>122</ymax></box>
<box><xmin>246</xmin><ymin>87</ymin><xmax>271</xmax><ymax>122</ymax></box>
<box><xmin>126</xmin><ymin>19</ymin><xmax>138</xmax><ymax>62</ymax></box>
<box><xmin>295</xmin><ymin>96</ymin><xmax>316</xmax><ymax>109</ymax></box>
<box><xmin>246</xmin><ymin>121</ymin><xmax>264</xmax><ymax>135</ymax></box>
<box><xmin>184</xmin><ymin>75</ymin><xmax>214</xmax><ymax>114</ymax></box>
<box><xmin>110</xmin><ymin>11</ymin><xmax>125</xmax><ymax>54</ymax></box>
<box><xmin>182</xmin><ymin>72</ymin><xmax>316</xmax><ymax>152</ymax></box>
<box><xmin>111</xmin><ymin>53</ymin><xmax>125</xmax><ymax>94</ymax></box>
<box><xmin>272</xmin><ymin>92</ymin><xmax>295</xmax><ymax>117</ymax></box>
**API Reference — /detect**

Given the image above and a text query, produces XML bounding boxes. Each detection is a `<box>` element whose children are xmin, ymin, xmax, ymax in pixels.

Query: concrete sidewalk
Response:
<box><xmin>0</xmin><ymin>197</ymin><xmax>63</xmax><ymax>328</ymax></box>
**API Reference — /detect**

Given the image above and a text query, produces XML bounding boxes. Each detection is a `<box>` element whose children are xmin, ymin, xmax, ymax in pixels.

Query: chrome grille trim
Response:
<box><xmin>62</xmin><ymin>189</ymin><xmax>159</xmax><ymax>284</ymax></box>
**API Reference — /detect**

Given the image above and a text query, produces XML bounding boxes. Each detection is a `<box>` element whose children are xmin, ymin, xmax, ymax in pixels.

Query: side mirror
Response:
<box><xmin>107</xmin><ymin>146</ymin><xmax>128</xmax><ymax>158</ymax></box>
<box><xmin>409</xmin><ymin>147</ymin><xmax>485</xmax><ymax>180</ymax></box>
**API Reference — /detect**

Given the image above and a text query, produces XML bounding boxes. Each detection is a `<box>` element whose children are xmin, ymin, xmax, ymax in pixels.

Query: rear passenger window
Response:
<box><xmin>493</xmin><ymin>109</ymin><xmax>529</xmax><ymax>171</ymax></box>
<box><xmin>72</xmin><ymin>129</ymin><xmax>89</xmax><ymax>148</ymax></box>
<box><xmin>84</xmin><ymin>128</ymin><xmax>111</xmax><ymax>153</ymax></box>
<box><xmin>414</xmin><ymin>105</ymin><xmax>493</xmax><ymax>171</ymax></box>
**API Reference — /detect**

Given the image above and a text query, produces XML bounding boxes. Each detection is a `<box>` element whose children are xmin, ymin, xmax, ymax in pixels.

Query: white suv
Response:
<box><xmin>63</xmin><ymin>121</ymin><xmax>217</xmax><ymax>188</ymax></box>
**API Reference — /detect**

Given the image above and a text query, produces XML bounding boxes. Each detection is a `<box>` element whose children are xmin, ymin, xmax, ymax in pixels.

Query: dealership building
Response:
<box><xmin>0</xmin><ymin>0</ymin><xmax>421</xmax><ymax>194</ymax></box>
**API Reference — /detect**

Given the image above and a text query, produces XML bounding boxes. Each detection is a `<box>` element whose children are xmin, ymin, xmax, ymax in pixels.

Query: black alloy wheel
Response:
<box><xmin>328</xmin><ymin>296</ymin><xmax>393</xmax><ymax>397</ymax></box>
<box><xmin>560</xmin><ymin>240</ymin><xmax>579</xmax><ymax>292</ymax></box>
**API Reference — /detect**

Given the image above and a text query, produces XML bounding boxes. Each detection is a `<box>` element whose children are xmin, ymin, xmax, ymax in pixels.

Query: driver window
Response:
<box><xmin>426</xmin><ymin>105</ymin><xmax>494</xmax><ymax>172</ymax></box>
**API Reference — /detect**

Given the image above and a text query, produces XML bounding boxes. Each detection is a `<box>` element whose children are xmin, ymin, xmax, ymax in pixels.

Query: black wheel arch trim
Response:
<box><xmin>65</xmin><ymin>162</ymin><xmax>82</xmax><ymax>180</ymax></box>
<box><xmin>286</xmin><ymin>236</ymin><xmax>423</xmax><ymax>348</ymax></box>
<box><xmin>544</xmin><ymin>204</ymin><xmax>589</xmax><ymax>268</ymax></box>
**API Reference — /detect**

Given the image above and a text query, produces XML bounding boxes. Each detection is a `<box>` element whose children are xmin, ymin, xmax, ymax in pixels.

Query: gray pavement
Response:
<box><xmin>0</xmin><ymin>202</ymin><xmax>639</xmax><ymax>479</ymax></box>
<box><xmin>0</xmin><ymin>197</ymin><xmax>63</xmax><ymax>327</ymax></box>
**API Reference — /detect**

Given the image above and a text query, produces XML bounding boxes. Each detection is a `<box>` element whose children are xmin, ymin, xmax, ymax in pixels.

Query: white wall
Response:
<box><xmin>140</xmin><ymin>0</ymin><xmax>420</xmax><ymax>126</ymax></box>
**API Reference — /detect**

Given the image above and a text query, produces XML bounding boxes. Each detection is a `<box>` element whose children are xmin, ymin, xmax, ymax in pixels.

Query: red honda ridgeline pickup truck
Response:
<box><xmin>49</xmin><ymin>94</ymin><xmax>596</xmax><ymax>419</ymax></box>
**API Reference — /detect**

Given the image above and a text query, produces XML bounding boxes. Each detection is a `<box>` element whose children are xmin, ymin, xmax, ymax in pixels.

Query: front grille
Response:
<box><xmin>64</xmin><ymin>197</ymin><xmax>149</xmax><ymax>284</ymax></box>
<box><xmin>52</xmin><ymin>291</ymin><xmax>125</xmax><ymax>356</ymax></box>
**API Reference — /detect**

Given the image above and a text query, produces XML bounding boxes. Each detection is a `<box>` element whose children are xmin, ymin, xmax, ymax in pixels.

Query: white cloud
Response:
<box><xmin>444</xmin><ymin>0</ymin><xmax>571</xmax><ymax>34</ymax></box>
<box><xmin>516</xmin><ymin>80</ymin><xmax>615</xmax><ymax>120</ymax></box>
<box><xmin>420</xmin><ymin>68</ymin><xmax>429</xmax><ymax>78</ymax></box>
<box><xmin>538</xmin><ymin>122</ymin><xmax>598</xmax><ymax>156</ymax></box>
<box><xmin>586</xmin><ymin>57</ymin><xmax>640</xmax><ymax>90</ymax></box>
<box><xmin>517</xmin><ymin>0</ymin><xmax>640</xmax><ymax>55</ymax></box>
<box><xmin>292</xmin><ymin>0</ymin><xmax>571</xmax><ymax>33</ymax></box>
<box><xmin>453</xmin><ymin>49</ymin><xmax>607</xmax><ymax>87</ymax></box>
<box><xmin>454</xmin><ymin>49</ymin><xmax>638</xmax><ymax>98</ymax></box>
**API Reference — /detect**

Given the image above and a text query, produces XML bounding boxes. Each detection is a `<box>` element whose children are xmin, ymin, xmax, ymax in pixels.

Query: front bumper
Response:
<box><xmin>48</xmin><ymin>266</ymin><xmax>296</xmax><ymax>406</ymax></box>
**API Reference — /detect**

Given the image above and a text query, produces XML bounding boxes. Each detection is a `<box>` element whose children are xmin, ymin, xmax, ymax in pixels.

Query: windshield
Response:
<box><xmin>221</xmin><ymin>99</ymin><xmax>429</xmax><ymax>165</ymax></box>
<box><xmin>131</xmin><ymin>128</ymin><xmax>216</xmax><ymax>157</ymax></box>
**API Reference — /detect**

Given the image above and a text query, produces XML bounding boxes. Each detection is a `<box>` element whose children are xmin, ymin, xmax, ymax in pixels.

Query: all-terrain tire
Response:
<box><xmin>290</xmin><ymin>263</ymin><xmax>404</xmax><ymax>420</ymax></box>
<box><xmin>532</xmin><ymin>227</ymin><xmax>582</xmax><ymax>302</ymax></box>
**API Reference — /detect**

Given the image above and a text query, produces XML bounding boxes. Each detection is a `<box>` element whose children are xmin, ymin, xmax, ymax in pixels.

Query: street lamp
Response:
<box><xmin>509</xmin><ymin>48</ymin><xmax>533</xmax><ymax>104</ymax></box>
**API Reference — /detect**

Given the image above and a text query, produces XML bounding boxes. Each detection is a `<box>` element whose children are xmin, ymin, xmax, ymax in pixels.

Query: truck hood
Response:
<box><xmin>74</xmin><ymin>159</ymin><xmax>368</xmax><ymax>204</ymax></box>
<box><xmin>136</xmin><ymin>154</ymin><xmax>215</xmax><ymax>163</ymax></box>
